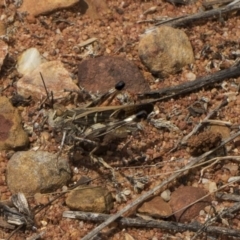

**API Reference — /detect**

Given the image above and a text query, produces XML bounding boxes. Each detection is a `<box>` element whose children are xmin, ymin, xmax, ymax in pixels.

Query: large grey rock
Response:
<box><xmin>139</xmin><ymin>26</ymin><xmax>194</xmax><ymax>77</ymax></box>
<box><xmin>7</xmin><ymin>151</ymin><xmax>71</xmax><ymax>195</ymax></box>
<box><xmin>0</xmin><ymin>97</ymin><xmax>28</xmax><ymax>150</ymax></box>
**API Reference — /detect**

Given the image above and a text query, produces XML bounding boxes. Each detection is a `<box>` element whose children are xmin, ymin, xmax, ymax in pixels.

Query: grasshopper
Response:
<box><xmin>56</xmin><ymin>81</ymin><xmax>155</xmax><ymax>173</ymax></box>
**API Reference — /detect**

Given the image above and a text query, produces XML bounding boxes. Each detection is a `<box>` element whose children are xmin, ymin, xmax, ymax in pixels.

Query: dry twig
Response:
<box><xmin>202</xmin><ymin>0</ymin><xmax>234</xmax><ymax>9</ymax></box>
<box><xmin>153</xmin><ymin>1</ymin><xmax>240</xmax><ymax>27</ymax></box>
<box><xmin>216</xmin><ymin>192</ymin><xmax>240</xmax><ymax>202</ymax></box>
<box><xmin>63</xmin><ymin>211</ymin><xmax>240</xmax><ymax>237</ymax></box>
<box><xmin>138</xmin><ymin>63</ymin><xmax>240</xmax><ymax>100</ymax></box>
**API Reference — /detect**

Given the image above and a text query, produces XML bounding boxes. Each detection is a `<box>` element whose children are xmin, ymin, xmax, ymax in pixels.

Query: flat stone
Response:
<box><xmin>17</xmin><ymin>61</ymin><xmax>79</xmax><ymax>101</ymax></box>
<box><xmin>139</xmin><ymin>26</ymin><xmax>194</xmax><ymax>77</ymax></box>
<box><xmin>169</xmin><ymin>186</ymin><xmax>211</xmax><ymax>223</ymax></box>
<box><xmin>7</xmin><ymin>151</ymin><xmax>71</xmax><ymax>195</ymax></box>
<box><xmin>138</xmin><ymin>196</ymin><xmax>172</xmax><ymax>218</ymax></box>
<box><xmin>78</xmin><ymin>56</ymin><xmax>150</xmax><ymax>94</ymax></box>
<box><xmin>19</xmin><ymin>0</ymin><xmax>79</xmax><ymax>17</ymax></box>
<box><xmin>0</xmin><ymin>97</ymin><xmax>28</xmax><ymax>150</ymax></box>
<box><xmin>66</xmin><ymin>186</ymin><xmax>113</xmax><ymax>213</ymax></box>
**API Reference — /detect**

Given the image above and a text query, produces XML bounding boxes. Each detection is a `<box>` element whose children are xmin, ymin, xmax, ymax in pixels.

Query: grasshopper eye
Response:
<box><xmin>115</xmin><ymin>81</ymin><xmax>125</xmax><ymax>91</ymax></box>
<box><xmin>136</xmin><ymin>110</ymin><xmax>148</xmax><ymax>119</ymax></box>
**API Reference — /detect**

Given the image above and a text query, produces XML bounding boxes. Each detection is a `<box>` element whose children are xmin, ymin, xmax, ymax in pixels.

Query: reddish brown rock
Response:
<box><xmin>78</xmin><ymin>56</ymin><xmax>150</xmax><ymax>94</ymax></box>
<box><xmin>19</xmin><ymin>0</ymin><xmax>109</xmax><ymax>19</ymax></box>
<box><xmin>138</xmin><ymin>196</ymin><xmax>172</xmax><ymax>218</ymax></box>
<box><xmin>169</xmin><ymin>186</ymin><xmax>211</xmax><ymax>223</ymax></box>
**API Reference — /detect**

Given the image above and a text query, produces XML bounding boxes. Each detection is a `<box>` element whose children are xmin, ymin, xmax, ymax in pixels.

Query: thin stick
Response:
<box><xmin>6</xmin><ymin>225</ymin><xmax>22</xmax><ymax>240</ymax></box>
<box><xmin>50</xmin><ymin>91</ymin><xmax>54</xmax><ymax>108</ymax></box>
<box><xmin>201</xmin><ymin>119</ymin><xmax>232</xmax><ymax>126</ymax></box>
<box><xmin>63</xmin><ymin>210</ymin><xmax>240</xmax><ymax>237</ymax></box>
<box><xmin>153</xmin><ymin>1</ymin><xmax>240</xmax><ymax>27</ymax></box>
<box><xmin>216</xmin><ymin>192</ymin><xmax>240</xmax><ymax>202</ymax></box>
<box><xmin>138</xmin><ymin>63</ymin><xmax>240</xmax><ymax>100</ymax></box>
<box><xmin>39</xmin><ymin>72</ymin><xmax>50</xmax><ymax>100</ymax></box>
<box><xmin>203</xmin><ymin>0</ymin><xmax>234</xmax><ymax>8</ymax></box>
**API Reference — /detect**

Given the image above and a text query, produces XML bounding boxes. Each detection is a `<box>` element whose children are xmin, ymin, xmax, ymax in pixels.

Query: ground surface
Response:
<box><xmin>0</xmin><ymin>0</ymin><xmax>240</xmax><ymax>239</ymax></box>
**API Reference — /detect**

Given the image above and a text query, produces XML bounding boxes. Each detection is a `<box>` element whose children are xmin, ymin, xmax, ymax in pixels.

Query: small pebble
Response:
<box><xmin>208</xmin><ymin>181</ymin><xmax>217</xmax><ymax>193</ymax></box>
<box><xmin>185</xmin><ymin>72</ymin><xmax>196</xmax><ymax>81</ymax></box>
<box><xmin>161</xmin><ymin>189</ymin><xmax>171</xmax><ymax>201</ymax></box>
